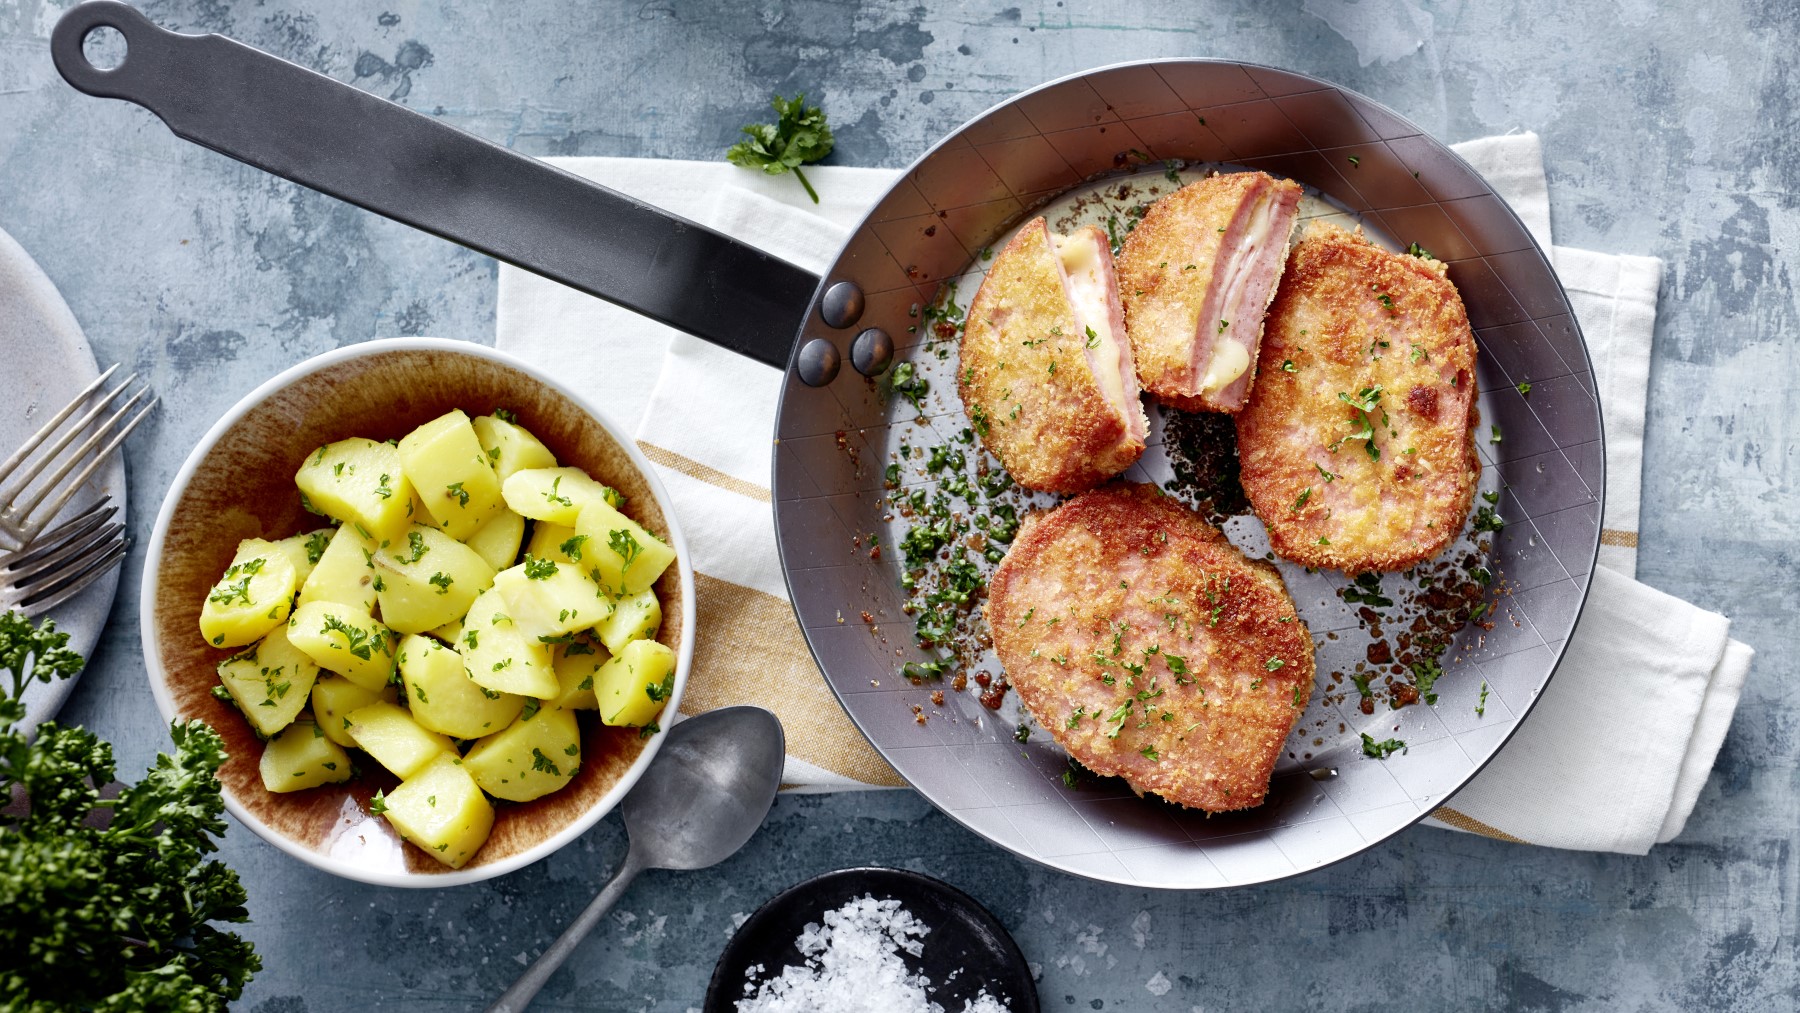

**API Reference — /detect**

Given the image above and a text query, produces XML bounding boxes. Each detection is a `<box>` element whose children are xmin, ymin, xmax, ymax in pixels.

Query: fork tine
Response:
<box><xmin>3</xmin><ymin>521</ymin><xmax>125</xmax><ymax>586</ymax></box>
<box><xmin>4</xmin><ymin>391</ymin><xmax>154</xmax><ymax>544</ymax></box>
<box><xmin>0</xmin><ymin>496</ymin><xmax>116</xmax><ymax>570</ymax></box>
<box><xmin>20</xmin><ymin>540</ymin><xmax>127</xmax><ymax>619</ymax></box>
<box><xmin>0</xmin><ymin>363</ymin><xmax>120</xmax><ymax>490</ymax></box>
<box><xmin>0</xmin><ymin>370</ymin><xmax>138</xmax><ymax>505</ymax></box>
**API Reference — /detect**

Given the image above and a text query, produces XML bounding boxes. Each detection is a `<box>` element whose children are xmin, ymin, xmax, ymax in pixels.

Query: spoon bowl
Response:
<box><xmin>488</xmin><ymin>706</ymin><xmax>785</xmax><ymax>1012</ymax></box>
<box><xmin>624</xmin><ymin>706</ymin><xmax>787</xmax><ymax>871</ymax></box>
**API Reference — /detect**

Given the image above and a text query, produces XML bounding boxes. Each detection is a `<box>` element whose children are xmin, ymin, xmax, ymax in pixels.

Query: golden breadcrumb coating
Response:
<box><xmin>958</xmin><ymin>218</ymin><xmax>1146</xmax><ymax>493</ymax></box>
<box><xmin>1116</xmin><ymin>172</ymin><xmax>1302</xmax><ymax>413</ymax></box>
<box><xmin>986</xmin><ymin>482</ymin><xmax>1315</xmax><ymax>813</ymax></box>
<box><xmin>1236</xmin><ymin>222</ymin><xmax>1481</xmax><ymax>573</ymax></box>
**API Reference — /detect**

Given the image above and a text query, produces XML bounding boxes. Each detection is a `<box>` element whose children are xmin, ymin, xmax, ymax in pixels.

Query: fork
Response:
<box><xmin>0</xmin><ymin>498</ymin><xmax>127</xmax><ymax>618</ymax></box>
<box><xmin>0</xmin><ymin>364</ymin><xmax>155</xmax><ymax>552</ymax></box>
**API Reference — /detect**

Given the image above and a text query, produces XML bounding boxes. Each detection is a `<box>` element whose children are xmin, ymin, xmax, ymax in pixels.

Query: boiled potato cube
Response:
<box><xmin>311</xmin><ymin>675</ymin><xmax>397</xmax><ymax>747</ymax></box>
<box><xmin>551</xmin><ymin>640</ymin><xmax>607</xmax><ymax>711</ymax></box>
<box><xmin>381</xmin><ymin>754</ymin><xmax>493</xmax><ymax>870</ymax></box>
<box><xmin>596</xmin><ymin>639</ymin><xmax>677</xmax><ymax>727</ymax></box>
<box><xmin>501</xmin><ymin>467</ymin><xmax>624</xmax><ymax>526</ymax></box>
<box><xmin>270</xmin><ymin>527</ymin><xmax>335</xmax><ymax>588</ymax></box>
<box><xmin>524</xmin><ymin>521</ymin><xmax>581</xmax><ymax>564</ymax></box>
<box><xmin>346</xmin><ymin>700</ymin><xmax>453</xmax><ymax>779</ymax></box>
<box><xmin>426</xmin><ymin>614</ymin><xmax>465</xmax><ymax>646</ymax></box>
<box><xmin>286</xmin><ymin>600</ymin><xmax>397</xmax><ymax>692</ymax></box>
<box><xmin>471</xmin><ymin>413</ymin><xmax>556</xmax><ymax>482</ymax></box>
<box><xmin>462</xmin><ymin>704</ymin><xmax>581</xmax><ymax>803</ymax></box>
<box><xmin>374</xmin><ymin>525</ymin><xmax>496</xmax><ymax>634</ymax></box>
<box><xmin>460</xmin><ymin>586</ymin><xmax>559</xmax><ymax>698</ymax></box>
<box><xmin>398</xmin><ymin>633</ymin><xmax>525</xmax><ymax>739</ymax></box>
<box><xmin>573</xmin><ymin>501</ymin><xmax>676</xmax><ymax>597</ymax></box>
<box><xmin>216</xmin><ymin>622</ymin><xmax>321</xmax><ymax>737</ymax></box>
<box><xmin>296</xmin><ymin>523</ymin><xmax>378</xmax><ymax>614</ymax></box>
<box><xmin>465</xmin><ymin>509</ymin><xmax>526</xmax><ymax>572</ymax></box>
<box><xmin>492</xmin><ymin>558</ymin><xmax>614</xmax><ymax>642</ymax></box>
<box><xmin>595</xmin><ymin>589</ymin><xmax>661</xmax><ymax>655</ymax></box>
<box><xmin>259</xmin><ymin>718</ymin><xmax>352</xmax><ymax>792</ymax></box>
<box><xmin>398</xmin><ymin>410</ymin><xmax>506</xmax><ymax>540</ymax></box>
<box><xmin>294</xmin><ymin>437</ymin><xmax>415</xmax><ymax>544</ymax></box>
<box><xmin>199</xmin><ymin>538</ymin><xmax>297</xmax><ymax>648</ymax></box>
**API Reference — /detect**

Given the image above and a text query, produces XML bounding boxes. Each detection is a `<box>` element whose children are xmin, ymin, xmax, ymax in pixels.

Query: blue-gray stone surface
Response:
<box><xmin>2</xmin><ymin>1</ymin><xmax>1796</xmax><ymax>1009</ymax></box>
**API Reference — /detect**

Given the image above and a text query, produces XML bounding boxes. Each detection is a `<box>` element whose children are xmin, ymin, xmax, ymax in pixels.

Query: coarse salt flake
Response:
<box><xmin>735</xmin><ymin>895</ymin><xmax>1013</xmax><ymax>1013</ymax></box>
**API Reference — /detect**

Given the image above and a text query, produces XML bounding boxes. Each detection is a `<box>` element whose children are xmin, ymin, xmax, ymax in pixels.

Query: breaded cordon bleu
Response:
<box><xmin>1116</xmin><ymin>171</ymin><xmax>1303</xmax><ymax>413</ymax></box>
<box><xmin>958</xmin><ymin>218</ymin><xmax>1147</xmax><ymax>493</ymax></box>
<box><xmin>1236</xmin><ymin>222</ymin><xmax>1481</xmax><ymax>573</ymax></box>
<box><xmin>986</xmin><ymin>482</ymin><xmax>1315</xmax><ymax>813</ymax></box>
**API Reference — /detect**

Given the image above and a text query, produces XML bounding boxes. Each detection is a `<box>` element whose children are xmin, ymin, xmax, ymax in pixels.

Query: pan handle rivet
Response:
<box><xmin>820</xmin><ymin>281</ymin><xmax>864</xmax><ymax>328</ymax></box>
<box><xmin>796</xmin><ymin>337</ymin><xmax>841</xmax><ymax>386</ymax></box>
<box><xmin>850</xmin><ymin>328</ymin><xmax>893</xmax><ymax>377</ymax></box>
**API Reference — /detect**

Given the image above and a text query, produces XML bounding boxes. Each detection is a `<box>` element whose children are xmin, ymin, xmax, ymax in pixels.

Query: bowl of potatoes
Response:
<box><xmin>141</xmin><ymin>337</ymin><xmax>694</xmax><ymax>886</ymax></box>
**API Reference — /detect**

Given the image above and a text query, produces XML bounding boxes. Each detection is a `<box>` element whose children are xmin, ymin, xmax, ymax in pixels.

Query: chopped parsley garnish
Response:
<box><xmin>1476</xmin><ymin>681</ymin><xmax>1490</xmax><ymax>717</ymax></box>
<box><xmin>1360</xmin><ymin>733</ymin><xmax>1407</xmax><ymax>759</ymax></box>
<box><xmin>321</xmin><ymin>614</ymin><xmax>377</xmax><ymax>661</ymax></box>
<box><xmin>1406</xmin><ymin>242</ymin><xmax>1436</xmax><ymax>260</ymax></box>
<box><xmin>401</xmin><ymin>530</ymin><xmax>429</xmax><ymax>564</ymax></box>
<box><xmin>1264</xmin><ymin>657</ymin><xmax>1285</xmax><ymax>672</ymax></box>
<box><xmin>369</xmin><ymin>790</ymin><xmax>388</xmax><ymax>815</ymax></box>
<box><xmin>428</xmin><ymin>572</ymin><xmax>453</xmax><ymax>595</ymax></box>
<box><xmin>1291</xmin><ymin>487</ymin><xmax>1312</xmax><ymax>514</ymax></box>
<box><xmin>888</xmin><ymin>361</ymin><xmax>929</xmax><ymax>411</ymax></box>
<box><xmin>374</xmin><ymin>473</ymin><xmax>393</xmax><ymax>500</ymax></box>
<box><xmin>1409</xmin><ymin>656</ymin><xmax>1443</xmax><ymax>705</ymax></box>
<box><xmin>530</xmin><ymin>748</ymin><xmax>562</xmax><ymax>777</ymax></box>
<box><xmin>544</xmin><ymin>475</ymin><xmax>573</xmax><ymax>508</ymax></box>
<box><xmin>608</xmin><ymin>529</ymin><xmax>643</xmax><ymax>573</ymax></box>
<box><xmin>207</xmin><ymin>557</ymin><xmax>266</xmax><ymax>606</ymax></box>
<box><xmin>1516</xmin><ymin>381</ymin><xmax>1532</xmax><ymax>396</ymax></box>
<box><xmin>523</xmin><ymin>555</ymin><xmax>558</xmax><ymax>580</ymax></box>
<box><xmin>445</xmin><ymin>482</ymin><xmax>470</xmax><ymax>507</ymax></box>
<box><xmin>560</xmin><ymin>534</ymin><xmax>589</xmax><ymax>561</ymax></box>
<box><xmin>303</xmin><ymin>531</ymin><xmax>331</xmax><ymax>565</ymax></box>
<box><xmin>1346</xmin><ymin>154</ymin><xmax>1361</xmax><ymax>167</ymax></box>
<box><xmin>1472</xmin><ymin>506</ymin><xmax>1506</xmax><ymax>533</ymax></box>
<box><xmin>1084</xmin><ymin>326</ymin><xmax>1101</xmax><ymax>349</ymax></box>
<box><xmin>1281</xmin><ymin>359</ymin><xmax>1297</xmax><ymax>373</ymax></box>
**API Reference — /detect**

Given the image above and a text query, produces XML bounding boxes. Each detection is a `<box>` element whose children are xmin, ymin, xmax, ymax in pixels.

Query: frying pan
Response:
<box><xmin>52</xmin><ymin>2</ymin><xmax>1605</xmax><ymax>888</ymax></box>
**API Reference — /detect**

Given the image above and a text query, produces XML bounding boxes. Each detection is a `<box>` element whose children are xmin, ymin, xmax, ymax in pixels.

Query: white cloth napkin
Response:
<box><xmin>495</xmin><ymin>134</ymin><xmax>1753</xmax><ymax>852</ymax></box>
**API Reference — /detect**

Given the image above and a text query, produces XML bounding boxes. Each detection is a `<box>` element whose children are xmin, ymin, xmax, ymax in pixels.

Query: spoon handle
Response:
<box><xmin>486</xmin><ymin>849</ymin><xmax>648</xmax><ymax>1013</ymax></box>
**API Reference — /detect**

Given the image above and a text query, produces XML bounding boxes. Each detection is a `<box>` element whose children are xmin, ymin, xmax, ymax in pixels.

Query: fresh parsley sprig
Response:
<box><xmin>726</xmin><ymin>93</ymin><xmax>835</xmax><ymax>203</ymax></box>
<box><xmin>0</xmin><ymin>610</ymin><xmax>259</xmax><ymax>1008</ymax></box>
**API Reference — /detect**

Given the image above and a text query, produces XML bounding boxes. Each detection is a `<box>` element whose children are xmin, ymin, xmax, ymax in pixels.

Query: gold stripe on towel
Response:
<box><xmin>678</xmin><ymin>571</ymin><xmax>906</xmax><ymax>787</ymax></box>
<box><xmin>1432</xmin><ymin>806</ymin><xmax>1530</xmax><ymax>844</ymax></box>
<box><xmin>1600</xmin><ymin>528</ymin><xmax>1639</xmax><ymax>548</ymax></box>
<box><xmin>637</xmin><ymin>440</ymin><xmax>772</xmax><ymax>503</ymax></box>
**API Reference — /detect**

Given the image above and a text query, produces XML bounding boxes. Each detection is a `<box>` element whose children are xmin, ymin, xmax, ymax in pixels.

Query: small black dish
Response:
<box><xmin>704</xmin><ymin>867</ymin><xmax>1040</xmax><ymax>1013</ymax></box>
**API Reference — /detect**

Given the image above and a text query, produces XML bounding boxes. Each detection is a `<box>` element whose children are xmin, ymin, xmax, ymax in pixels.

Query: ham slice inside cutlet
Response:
<box><xmin>1051</xmin><ymin>226</ymin><xmax>1145</xmax><ymax>446</ymax></box>
<box><xmin>1117</xmin><ymin>172</ymin><xmax>1302</xmax><ymax>413</ymax></box>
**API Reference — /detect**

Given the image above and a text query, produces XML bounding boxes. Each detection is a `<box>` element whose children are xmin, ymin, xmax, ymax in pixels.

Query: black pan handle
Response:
<box><xmin>51</xmin><ymin>1</ymin><xmax>818</xmax><ymax>369</ymax></box>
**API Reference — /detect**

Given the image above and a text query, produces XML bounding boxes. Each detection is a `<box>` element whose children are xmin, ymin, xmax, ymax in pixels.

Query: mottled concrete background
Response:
<box><xmin>2</xmin><ymin>0</ymin><xmax>1796</xmax><ymax>1009</ymax></box>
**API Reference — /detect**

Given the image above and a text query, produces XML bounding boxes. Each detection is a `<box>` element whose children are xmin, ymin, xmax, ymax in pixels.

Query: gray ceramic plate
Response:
<box><xmin>773</xmin><ymin>62</ymin><xmax>1604</xmax><ymax>889</ymax></box>
<box><xmin>0</xmin><ymin>224</ymin><xmax>127</xmax><ymax>730</ymax></box>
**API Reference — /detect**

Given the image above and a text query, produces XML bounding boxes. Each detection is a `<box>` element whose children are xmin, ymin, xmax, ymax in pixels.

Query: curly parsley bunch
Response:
<box><xmin>0</xmin><ymin>611</ymin><xmax>259</xmax><ymax>1011</ymax></box>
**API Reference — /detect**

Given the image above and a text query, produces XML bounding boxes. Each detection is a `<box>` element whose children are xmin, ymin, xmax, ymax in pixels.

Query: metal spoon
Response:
<box><xmin>487</xmin><ymin>706</ymin><xmax>786</xmax><ymax>1012</ymax></box>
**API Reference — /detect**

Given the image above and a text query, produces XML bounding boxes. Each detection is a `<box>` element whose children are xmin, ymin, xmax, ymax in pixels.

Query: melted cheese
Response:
<box><xmin>1200</xmin><ymin>192</ymin><xmax>1282</xmax><ymax>396</ymax></box>
<box><xmin>1201</xmin><ymin>339</ymin><xmax>1252</xmax><ymax>394</ymax></box>
<box><xmin>1052</xmin><ymin>230</ymin><xmax>1129</xmax><ymax>412</ymax></box>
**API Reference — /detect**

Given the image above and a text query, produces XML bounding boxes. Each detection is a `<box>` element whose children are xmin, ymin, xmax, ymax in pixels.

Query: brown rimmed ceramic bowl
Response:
<box><xmin>140</xmin><ymin>337</ymin><xmax>695</xmax><ymax>886</ymax></box>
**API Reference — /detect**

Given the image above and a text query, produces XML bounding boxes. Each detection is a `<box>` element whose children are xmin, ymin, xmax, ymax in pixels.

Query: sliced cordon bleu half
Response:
<box><xmin>957</xmin><ymin>217</ymin><xmax>1148</xmax><ymax>493</ymax></box>
<box><xmin>1116</xmin><ymin>172</ymin><xmax>1303</xmax><ymax>413</ymax></box>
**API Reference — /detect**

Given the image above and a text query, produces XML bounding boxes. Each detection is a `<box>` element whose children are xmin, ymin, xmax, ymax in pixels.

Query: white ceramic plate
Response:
<box><xmin>0</xmin><ymin>224</ymin><xmax>128</xmax><ymax>729</ymax></box>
